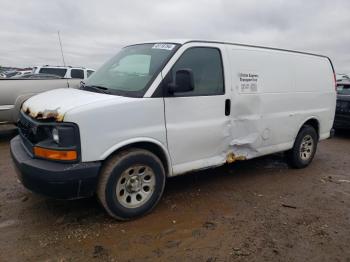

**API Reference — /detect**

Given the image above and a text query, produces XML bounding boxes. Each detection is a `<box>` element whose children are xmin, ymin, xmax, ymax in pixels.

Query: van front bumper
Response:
<box><xmin>10</xmin><ymin>135</ymin><xmax>101</xmax><ymax>199</ymax></box>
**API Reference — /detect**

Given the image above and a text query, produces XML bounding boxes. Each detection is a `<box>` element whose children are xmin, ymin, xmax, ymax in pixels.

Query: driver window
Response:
<box><xmin>169</xmin><ymin>47</ymin><xmax>224</xmax><ymax>96</ymax></box>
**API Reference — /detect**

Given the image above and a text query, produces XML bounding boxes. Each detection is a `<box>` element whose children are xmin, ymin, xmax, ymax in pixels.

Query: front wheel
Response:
<box><xmin>286</xmin><ymin>125</ymin><xmax>318</xmax><ymax>169</ymax></box>
<box><xmin>97</xmin><ymin>149</ymin><xmax>166</xmax><ymax>220</ymax></box>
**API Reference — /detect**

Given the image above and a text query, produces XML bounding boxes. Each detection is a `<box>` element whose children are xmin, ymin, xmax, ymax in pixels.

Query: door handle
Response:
<box><xmin>225</xmin><ymin>99</ymin><xmax>231</xmax><ymax>116</ymax></box>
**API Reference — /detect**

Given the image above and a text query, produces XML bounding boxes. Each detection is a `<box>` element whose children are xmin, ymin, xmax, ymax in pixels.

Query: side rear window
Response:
<box><xmin>39</xmin><ymin>68</ymin><xmax>67</xmax><ymax>77</ymax></box>
<box><xmin>168</xmin><ymin>47</ymin><xmax>224</xmax><ymax>96</ymax></box>
<box><xmin>71</xmin><ymin>69</ymin><xmax>85</xmax><ymax>79</ymax></box>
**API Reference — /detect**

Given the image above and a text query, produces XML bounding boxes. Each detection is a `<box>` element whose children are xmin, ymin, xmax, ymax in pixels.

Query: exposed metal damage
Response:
<box><xmin>226</xmin><ymin>152</ymin><xmax>246</xmax><ymax>164</ymax></box>
<box><xmin>229</xmin><ymin>132</ymin><xmax>261</xmax><ymax>159</ymax></box>
<box><xmin>22</xmin><ymin>105</ymin><xmax>63</xmax><ymax>122</ymax></box>
<box><xmin>20</xmin><ymin>88</ymin><xmax>116</xmax><ymax>123</ymax></box>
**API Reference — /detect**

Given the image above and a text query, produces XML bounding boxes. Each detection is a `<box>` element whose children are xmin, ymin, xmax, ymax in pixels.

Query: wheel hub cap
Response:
<box><xmin>126</xmin><ymin>176</ymin><xmax>142</xmax><ymax>193</ymax></box>
<box><xmin>299</xmin><ymin>135</ymin><xmax>314</xmax><ymax>161</ymax></box>
<box><xmin>116</xmin><ymin>165</ymin><xmax>156</xmax><ymax>208</ymax></box>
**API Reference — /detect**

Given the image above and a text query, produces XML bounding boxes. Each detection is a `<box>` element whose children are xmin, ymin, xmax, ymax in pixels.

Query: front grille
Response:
<box><xmin>18</xmin><ymin>112</ymin><xmax>38</xmax><ymax>141</ymax></box>
<box><xmin>18</xmin><ymin>111</ymin><xmax>53</xmax><ymax>147</ymax></box>
<box><xmin>17</xmin><ymin>111</ymin><xmax>40</xmax><ymax>155</ymax></box>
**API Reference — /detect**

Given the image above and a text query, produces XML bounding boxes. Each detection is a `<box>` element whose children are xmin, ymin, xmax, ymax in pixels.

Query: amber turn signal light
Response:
<box><xmin>34</xmin><ymin>147</ymin><xmax>77</xmax><ymax>161</ymax></box>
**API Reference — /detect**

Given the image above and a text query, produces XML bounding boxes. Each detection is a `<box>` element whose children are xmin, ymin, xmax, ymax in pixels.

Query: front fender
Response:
<box><xmin>100</xmin><ymin>137</ymin><xmax>173</xmax><ymax>176</ymax></box>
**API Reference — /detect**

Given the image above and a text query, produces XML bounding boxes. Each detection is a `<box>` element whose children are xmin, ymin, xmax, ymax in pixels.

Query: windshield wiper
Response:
<box><xmin>82</xmin><ymin>84</ymin><xmax>111</xmax><ymax>94</ymax></box>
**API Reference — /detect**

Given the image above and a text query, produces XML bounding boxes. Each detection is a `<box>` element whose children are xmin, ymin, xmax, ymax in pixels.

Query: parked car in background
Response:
<box><xmin>334</xmin><ymin>80</ymin><xmax>350</xmax><ymax>129</ymax></box>
<box><xmin>10</xmin><ymin>40</ymin><xmax>336</xmax><ymax>220</ymax></box>
<box><xmin>12</xmin><ymin>73</ymin><xmax>62</xmax><ymax>79</ymax></box>
<box><xmin>12</xmin><ymin>70</ymin><xmax>32</xmax><ymax>78</ymax></box>
<box><xmin>0</xmin><ymin>68</ymin><xmax>33</xmax><ymax>78</ymax></box>
<box><xmin>336</xmin><ymin>73</ymin><xmax>350</xmax><ymax>82</ymax></box>
<box><xmin>0</xmin><ymin>77</ymin><xmax>80</xmax><ymax>124</ymax></box>
<box><xmin>32</xmin><ymin>65</ymin><xmax>95</xmax><ymax>79</ymax></box>
<box><xmin>2</xmin><ymin>70</ymin><xmax>18</xmax><ymax>78</ymax></box>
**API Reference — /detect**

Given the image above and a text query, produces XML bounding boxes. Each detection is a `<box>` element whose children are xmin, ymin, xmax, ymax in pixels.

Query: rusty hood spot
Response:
<box><xmin>22</xmin><ymin>105</ymin><xmax>63</xmax><ymax>122</ymax></box>
<box><xmin>20</xmin><ymin>88</ymin><xmax>116</xmax><ymax>122</ymax></box>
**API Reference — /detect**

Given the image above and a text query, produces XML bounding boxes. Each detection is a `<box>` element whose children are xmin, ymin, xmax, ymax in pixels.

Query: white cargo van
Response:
<box><xmin>11</xmin><ymin>40</ymin><xmax>336</xmax><ymax>220</ymax></box>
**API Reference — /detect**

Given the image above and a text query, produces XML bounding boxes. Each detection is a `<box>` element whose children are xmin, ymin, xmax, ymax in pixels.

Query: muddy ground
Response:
<box><xmin>0</xmin><ymin>125</ymin><xmax>349</xmax><ymax>262</ymax></box>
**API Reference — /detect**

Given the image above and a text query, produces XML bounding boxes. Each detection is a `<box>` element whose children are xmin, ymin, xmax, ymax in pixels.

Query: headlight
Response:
<box><xmin>52</xmin><ymin>128</ymin><xmax>59</xmax><ymax>144</ymax></box>
<box><xmin>33</xmin><ymin>124</ymin><xmax>80</xmax><ymax>162</ymax></box>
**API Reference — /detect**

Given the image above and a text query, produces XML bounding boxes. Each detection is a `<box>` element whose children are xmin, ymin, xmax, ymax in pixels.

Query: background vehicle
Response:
<box><xmin>12</xmin><ymin>73</ymin><xmax>62</xmax><ymax>79</ymax></box>
<box><xmin>0</xmin><ymin>78</ymin><xmax>80</xmax><ymax>124</ymax></box>
<box><xmin>2</xmin><ymin>70</ymin><xmax>18</xmax><ymax>78</ymax></box>
<box><xmin>334</xmin><ymin>80</ymin><xmax>350</xmax><ymax>129</ymax></box>
<box><xmin>32</xmin><ymin>65</ymin><xmax>95</xmax><ymax>79</ymax></box>
<box><xmin>11</xmin><ymin>70</ymin><xmax>32</xmax><ymax>78</ymax></box>
<box><xmin>11</xmin><ymin>40</ymin><xmax>336</xmax><ymax>220</ymax></box>
<box><xmin>336</xmin><ymin>73</ymin><xmax>350</xmax><ymax>82</ymax></box>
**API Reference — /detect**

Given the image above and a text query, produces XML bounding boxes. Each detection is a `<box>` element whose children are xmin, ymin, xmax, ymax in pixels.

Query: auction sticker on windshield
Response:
<box><xmin>152</xmin><ymin>43</ymin><xmax>176</xmax><ymax>50</ymax></box>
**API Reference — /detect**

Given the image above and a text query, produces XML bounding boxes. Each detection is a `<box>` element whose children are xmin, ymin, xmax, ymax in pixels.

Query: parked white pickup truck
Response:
<box><xmin>0</xmin><ymin>78</ymin><xmax>80</xmax><ymax>124</ymax></box>
<box><xmin>11</xmin><ymin>40</ymin><xmax>336</xmax><ymax>220</ymax></box>
<box><xmin>32</xmin><ymin>65</ymin><xmax>95</xmax><ymax>79</ymax></box>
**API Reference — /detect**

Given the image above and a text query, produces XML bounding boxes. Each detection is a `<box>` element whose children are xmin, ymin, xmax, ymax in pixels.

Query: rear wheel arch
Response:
<box><xmin>303</xmin><ymin>118</ymin><xmax>320</xmax><ymax>139</ymax></box>
<box><xmin>296</xmin><ymin>117</ymin><xmax>320</xmax><ymax>140</ymax></box>
<box><xmin>287</xmin><ymin>120</ymin><xmax>319</xmax><ymax>168</ymax></box>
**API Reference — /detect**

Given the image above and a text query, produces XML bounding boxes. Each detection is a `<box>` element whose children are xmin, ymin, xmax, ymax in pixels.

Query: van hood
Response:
<box><xmin>22</xmin><ymin>88</ymin><xmax>116</xmax><ymax>121</ymax></box>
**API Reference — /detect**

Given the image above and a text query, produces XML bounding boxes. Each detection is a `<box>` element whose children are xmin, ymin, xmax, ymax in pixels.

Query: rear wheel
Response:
<box><xmin>97</xmin><ymin>148</ymin><xmax>166</xmax><ymax>220</ymax></box>
<box><xmin>286</xmin><ymin>125</ymin><xmax>318</xmax><ymax>168</ymax></box>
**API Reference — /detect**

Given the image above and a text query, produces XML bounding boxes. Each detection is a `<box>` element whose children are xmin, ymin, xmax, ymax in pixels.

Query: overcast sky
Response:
<box><xmin>1</xmin><ymin>0</ymin><xmax>349</xmax><ymax>73</ymax></box>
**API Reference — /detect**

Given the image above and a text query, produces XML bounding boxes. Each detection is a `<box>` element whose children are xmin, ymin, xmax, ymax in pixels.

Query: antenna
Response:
<box><xmin>57</xmin><ymin>31</ymin><xmax>66</xmax><ymax>67</ymax></box>
<box><xmin>57</xmin><ymin>31</ymin><xmax>70</xmax><ymax>88</ymax></box>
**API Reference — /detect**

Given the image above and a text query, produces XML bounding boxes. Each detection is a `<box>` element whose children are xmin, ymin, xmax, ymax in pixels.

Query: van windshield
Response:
<box><xmin>84</xmin><ymin>43</ymin><xmax>179</xmax><ymax>97</ymax></box>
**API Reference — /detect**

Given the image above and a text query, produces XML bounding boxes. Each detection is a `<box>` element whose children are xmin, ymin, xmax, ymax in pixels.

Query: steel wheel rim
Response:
<box><xmin>116</xmin><ymin>165</ymin><xmax>156</xmax><ymax>208</ymax></box>
<box><xmin>299</xmin><ymin>135</ymin><xmax>314</xmax><ymax>161</ymax></box>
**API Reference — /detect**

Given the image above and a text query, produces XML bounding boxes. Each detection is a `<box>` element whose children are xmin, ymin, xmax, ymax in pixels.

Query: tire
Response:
<box><xmin>97</xmin><ymin>148</ymin><xmax>166</xmax><ymax>220</ymax></box>
<box><xmin>286</xmin><ymin>125</ymin><xmax>318</xmax><ymax>169</ymax></box>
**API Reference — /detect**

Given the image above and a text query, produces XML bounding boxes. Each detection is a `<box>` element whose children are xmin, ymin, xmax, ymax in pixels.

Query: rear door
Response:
<box><xmin>162</xmin><ymin>44</ymin><xmax>231</xmax><ymax>174</ymax></box>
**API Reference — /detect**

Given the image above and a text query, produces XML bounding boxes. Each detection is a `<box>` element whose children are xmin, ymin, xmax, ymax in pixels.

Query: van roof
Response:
<box><xmin>135</xmin><ymin>39</ymin><xmax>330</xmax><ymax>60</ymax></box>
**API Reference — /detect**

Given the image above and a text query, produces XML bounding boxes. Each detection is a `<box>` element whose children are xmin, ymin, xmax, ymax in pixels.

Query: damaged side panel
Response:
<box><xmin>229</xmin><ymin>93</ymin><xmax>263</xmax><ymax>159</ymax></box>
<box><xmin>224</xmin><ymin>45</ymin><xmax>335</xmax><ymax>162</ymax></box>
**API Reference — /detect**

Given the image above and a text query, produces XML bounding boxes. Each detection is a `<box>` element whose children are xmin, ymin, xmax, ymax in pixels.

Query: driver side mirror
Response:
<box><xmin>167</xmin><ymin>69</ymin><xmax>194</xmax><ymax>94</ymax></box>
